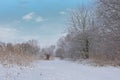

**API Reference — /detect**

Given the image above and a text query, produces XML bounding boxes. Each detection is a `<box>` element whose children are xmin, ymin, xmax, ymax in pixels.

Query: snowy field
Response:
<box><xmin>0</xmin><ymin>59</ymin><xmax>120</xmax><ymax>80</ymax></box>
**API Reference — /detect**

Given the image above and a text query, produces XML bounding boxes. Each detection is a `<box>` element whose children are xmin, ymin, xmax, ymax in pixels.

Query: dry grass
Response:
<box><xmin>0</xmin><ymin>52</ymin><xmax>40</xmax><ymax>66</ymax></box>
<box><xmin>89</xmin><ymin>54</ymin><xmax>120</xmax><ymax>66</ymax></box>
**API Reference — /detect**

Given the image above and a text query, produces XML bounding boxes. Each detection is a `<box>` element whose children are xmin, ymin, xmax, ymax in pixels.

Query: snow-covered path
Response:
<box><xmin>0</xmin><ymin>59</ymin><xmax>120</xmax><ymax>80</ymax></box>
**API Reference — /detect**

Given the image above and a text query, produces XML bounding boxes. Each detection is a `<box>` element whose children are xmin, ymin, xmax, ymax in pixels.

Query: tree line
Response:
<box><xmin>55</xmin><ymin>0</ymin><xmax>120</xmax><ymax>65</ymax></box>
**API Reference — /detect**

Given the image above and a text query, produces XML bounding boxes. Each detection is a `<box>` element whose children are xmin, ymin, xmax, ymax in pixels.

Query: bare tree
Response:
<box><xmin>67</xmin><ymin>6</ymin><xmax>92</xmax><ymax>59</ymax></box>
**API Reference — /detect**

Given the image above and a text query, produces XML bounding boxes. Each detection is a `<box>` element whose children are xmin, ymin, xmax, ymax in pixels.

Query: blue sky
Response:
<box><xmin>0</xmin><ymin>0</ymin><xmax>92</xmax><ymax>47</ymax></box>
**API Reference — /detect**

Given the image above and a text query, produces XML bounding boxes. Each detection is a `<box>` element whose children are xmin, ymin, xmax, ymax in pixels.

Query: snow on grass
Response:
<box><xmin>0</xmin><ymin>59</ymin><xmax>120</xmax><ymax>80</ymax></box>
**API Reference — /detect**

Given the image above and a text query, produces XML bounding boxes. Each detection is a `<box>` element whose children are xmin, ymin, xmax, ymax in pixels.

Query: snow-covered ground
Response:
<box><xmin>0</xmin><ymin>59</ymin><xmax>120</xmax><ymax>80</ymax></box>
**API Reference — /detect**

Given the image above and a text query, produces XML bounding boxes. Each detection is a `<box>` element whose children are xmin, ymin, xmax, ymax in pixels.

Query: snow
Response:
<box><xmin>0</xmin><ymin>59</ymin><xmax>120</xmax><ymax>80</ymax></box>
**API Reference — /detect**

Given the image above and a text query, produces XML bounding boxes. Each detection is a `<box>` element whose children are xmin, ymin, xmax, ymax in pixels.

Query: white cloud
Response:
<box><xmin>22</xmin><ymin>12</ymin><xmax>45</xmax><ymax>22</ymax></box>
<box><xmin>0</xmin><ymin>26</ymin><xmax>39</xmax><ymax>43</ymax></box>
<box><xmin>22</xmin><ymin>12</ymin><xmax>34</xmax><ymax>21</ymax></box>
<box><xmin>0</xmin><ymin>27</ymin><xmax>18</xmax><ymax>42</ymax></box>
<box><xmin>35</xmin><ymin>16</ymin><xmax>44</xmax><ymax>22</ymax></box>
<box><xmin>66</xmin><ymin>8</ymin><xmax>73</xmax><ymax>11</ymax></box>
<box><xmin>60</xmin><ymin>11</ymin><xmax>66</xmax><ymax>15</ymax></box>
